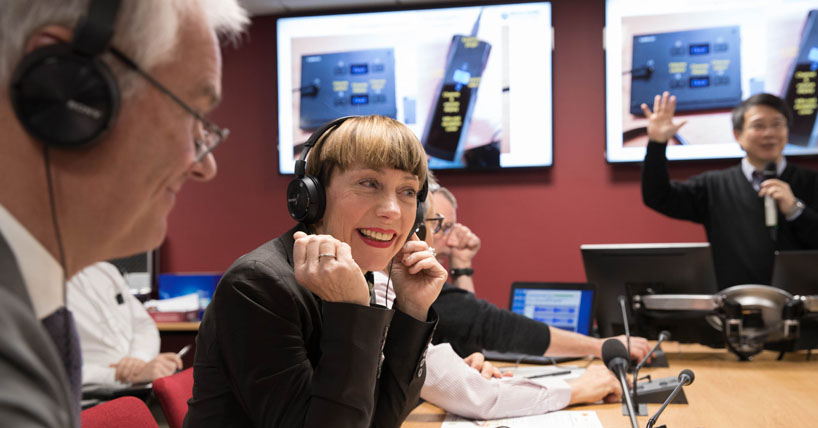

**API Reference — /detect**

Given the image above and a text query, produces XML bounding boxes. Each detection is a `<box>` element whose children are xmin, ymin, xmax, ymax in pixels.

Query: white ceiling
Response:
<box><xmin>239</xmin><ymin>0</ymin><xmax>476</xmax><ymax>16</ymax></box>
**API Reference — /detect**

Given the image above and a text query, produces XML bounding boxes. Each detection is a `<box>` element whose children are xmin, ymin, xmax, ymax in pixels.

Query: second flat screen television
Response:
<box><xmin>276</xmin><ymin>2</ymin><xmax>553</xmax><ymax>173</ymax></box>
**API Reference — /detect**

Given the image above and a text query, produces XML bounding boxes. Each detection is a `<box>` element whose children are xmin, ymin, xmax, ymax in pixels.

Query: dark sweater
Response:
<box><xmin>642</xmin><ymin>141</ymin><xmax>818</xmax><ymax>288</ymax></box>
<box><xmin>430</xmin><ymin>282</ymin><xmax>551</xmax><ymax>357</ymax></box>
<box><xmin>185</xmin><ymin>225</ymin><xmax>435</xmax><ymax>428</ymax></box>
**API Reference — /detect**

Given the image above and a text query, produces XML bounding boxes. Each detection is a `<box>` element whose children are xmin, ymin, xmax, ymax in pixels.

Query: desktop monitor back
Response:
<box><xmin>581</xmin><ymin>243</ymin><xmax>721</xmax><ymax>345</ymax></box>
<box><xmin>771</xmin><ymin>250</ymin><xmax>818</xmax><ymax>351</ymax></box>
<box><xmin>772</xmin><ymin>250</ymin><xmax>818</xmax><ymax>296</ymax></box>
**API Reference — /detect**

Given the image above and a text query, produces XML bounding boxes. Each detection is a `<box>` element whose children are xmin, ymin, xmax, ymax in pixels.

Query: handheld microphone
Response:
<box><xmin>646</xmin><ymin>369</ymin><xmax>694</xmax><ymax>428</ymax></box>
<box><xmin>763</xmin><ymin>162</ymin><xmax>777</xmax><ymax>229</ymax></box>
<box><xmin>602</xmin><ymin>339</ymin><xmax>639</xmax><ymax>428</ymax></box>
<box><xmin>619</xmin><ymin>295</ymin><xmax>632</xmax><ymax>364</ymax></box>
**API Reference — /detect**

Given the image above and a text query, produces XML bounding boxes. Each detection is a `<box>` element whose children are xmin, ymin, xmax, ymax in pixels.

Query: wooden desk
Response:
<box><xmin>157</xmin><ymin>321</ymin><xmax>200</xmax><ymax>367</ymax></box>
<box><xmin>156</xmin><ymin>321</ymin><xmax>200</xmax><ymax>332</ymax></box>
<box><xmin>403</xmin><ymin>344</ymin><xmax>818</xmax><ymax>428</ymax></box>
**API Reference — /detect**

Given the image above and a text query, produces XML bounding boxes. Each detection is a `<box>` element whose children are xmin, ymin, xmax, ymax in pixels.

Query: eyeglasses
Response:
<box><xmin>425</xmin><ymin>214</ymin><xmax>445</xmax><ymax>234</ymax></box>
<box><xmin>746</xmin><ymin>121</ymin><xmax>787</xmax><ymax>134</ymax></box>
<box><xmin>108</xmin><ymin>47</ymin><xmax>229</xmax><ymax>163</ymax></box>
<box><xmin>436</xmin><ymin>221</ymin><xmax>455</xmax><ymax>235</ymax></box>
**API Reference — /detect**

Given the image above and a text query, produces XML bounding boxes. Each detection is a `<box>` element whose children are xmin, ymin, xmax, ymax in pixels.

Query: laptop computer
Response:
<box><xmin>482</xmin><ymin>282</ymin><xmax>596</xmax><ymax>365</ymax></box>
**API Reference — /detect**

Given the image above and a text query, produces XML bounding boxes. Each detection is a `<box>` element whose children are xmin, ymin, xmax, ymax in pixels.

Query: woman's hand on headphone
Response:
<box><xmin>389</xmin><ymin>234</ymin><xmax>446</xmax><ymax>321</ymax></box>
<box><xmin>293</xmin><ymin>231</ymin><xmax>370</xmax><ymax>306</ymax></box>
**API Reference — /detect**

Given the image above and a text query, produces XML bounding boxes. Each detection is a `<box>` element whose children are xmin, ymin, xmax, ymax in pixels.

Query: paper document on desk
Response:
<box><xmin>441</xmin><ymin>410</ymin><xmax>603</xmax><ymax>428</ymax></box>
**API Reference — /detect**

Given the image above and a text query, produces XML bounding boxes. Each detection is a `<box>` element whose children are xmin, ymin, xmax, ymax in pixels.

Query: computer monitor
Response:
<box><xmin>581</xmin><ymin>243</ymin><xmax>721</xmax><ymax>345</ymax></box>
<box><xmin>508</xmin><ymin>282</ymin><xmax>596</xmax><ymax>335</ymax></box>
<box><xmin>771</xmin><ymin>250</ymin><xmax>818</xmax><ymax>351</ymax></box>
<box><xmin>772</xmin><ymin>250</ymin><xmax>818</xmax><ymax>296</ymax></box>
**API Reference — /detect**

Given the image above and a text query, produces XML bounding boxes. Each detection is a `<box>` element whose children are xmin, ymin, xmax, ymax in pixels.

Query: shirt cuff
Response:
<box><xmin>534</xmin><ymin>378</ymin><xmax>573</xmax><ymax>410</ymax></box>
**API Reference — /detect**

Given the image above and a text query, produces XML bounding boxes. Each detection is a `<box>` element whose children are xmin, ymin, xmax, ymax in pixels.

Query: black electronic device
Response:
<box><xmin>771</xmin><ymin>250</ymin><xmax>818</xmax><ymax>352</ymax></box>
<box><xmin>11</xmin><ymin>0</ymin><xmax>121</xmax><ymax>149</ymax></box>
<box><xmin>630</xmin><ymin>26</ymin><xmax>742</xmax><ymax>116</ymax></box>
<box><xmin>422</xmin><ymin>9</ymin><xmax>491</xmax><ymax>162</ymax></box>
<box><xmin>782</xmin><ymin>10</ymin><xmax>818</xmax><ymax>147</ymax></box>
<box><xmin>772</xmin><ymin>250</ymin><xmax>818</xmax><ymax>296</ymax></box>
<box><xmin>299</xmin><ymin>49</ymin><xmax>397</xmax><ymax>130</ymax></box>
<box><xmin>581</xmin><ymin>243</ymin><xmax>721</xmax><ymax>345</ymax></box>
<box><xmin>637</xmin><ymin>284</ymin><xmax>818</xmax><ymax>360</ymax></box>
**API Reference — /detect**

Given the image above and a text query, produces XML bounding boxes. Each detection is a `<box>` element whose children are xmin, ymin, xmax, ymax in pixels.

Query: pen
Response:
<box><xmin>525</xmin><ymin>370</ymin><xmax>572</xmax><ymax>379</ymax></box>
<box><xmin>177</xmin><ymin>344</ymin><xmax>192</xmax><ymax>359</ymax></box>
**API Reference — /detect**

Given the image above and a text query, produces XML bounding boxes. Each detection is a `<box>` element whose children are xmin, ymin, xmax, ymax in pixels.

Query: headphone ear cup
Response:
<box><xmin>10</xmin><ymin>44</ymin><xmax>120</xmax><ymax>149</ymax></box>
<box><xmin>286</xmin><ymin>175</ymin><xmax>326</xmax><ymax>224</ymax></box>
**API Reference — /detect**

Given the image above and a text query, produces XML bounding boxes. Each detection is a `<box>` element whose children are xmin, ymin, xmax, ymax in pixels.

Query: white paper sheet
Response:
<box><xmin>441</xmin><ymin>410</ymin><xmax>604</xmax><ymax>428</ymax></box>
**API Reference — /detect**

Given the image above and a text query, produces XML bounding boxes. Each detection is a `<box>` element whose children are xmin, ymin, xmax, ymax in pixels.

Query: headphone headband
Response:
<box><xmin>73</xmin><ymin>0</ymin><xmax>121</xmax><ymax>56</ymax></box>
<box><xmin>294</xmin><ymin>116</ymin><xmax>354</xmax><ymax>178</ymax></box>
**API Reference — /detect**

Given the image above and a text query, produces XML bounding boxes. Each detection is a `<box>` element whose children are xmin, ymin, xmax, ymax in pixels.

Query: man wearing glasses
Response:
<box><xmin>425</xmin><ymin>182</ymin><xmax>652</xmax><ymax>365</ymax></box>
<box><xmin>641</xmin><ymin>92</ymin><xmax>818</xmax><ymax>289</ymax></box>
<box><xmin>0</xmin><ymin>1</ymin><xmax>247</xmax><ymax>425</ymax></box>
<box><xmin>429</xmin><ymin>185</ymin><xmax>482</xmax><ymax>293</ymax></box>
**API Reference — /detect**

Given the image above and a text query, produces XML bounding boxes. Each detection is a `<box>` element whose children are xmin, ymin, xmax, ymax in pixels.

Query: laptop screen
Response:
<box><xmin>509</xmin><ymin>283</ymin><xmax>595</xmax><ymax>335</ymax></box>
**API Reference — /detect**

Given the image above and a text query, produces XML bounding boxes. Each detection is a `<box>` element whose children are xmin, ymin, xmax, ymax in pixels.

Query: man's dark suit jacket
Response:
<box><xmin>0</xmin><ymin>232</ymin><xmax>78</xmax><ymax>427</ymax></box>
<box><xmin>184</xmin><ymin>224</ymin><xmax>436</xmax><ymax>428</ymax></box>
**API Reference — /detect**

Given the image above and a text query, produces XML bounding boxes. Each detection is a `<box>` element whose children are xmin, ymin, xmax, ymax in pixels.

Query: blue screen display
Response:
<box><xmin>510</xmin><ymin>288</ymin><xmax>594</xmax><ymax>335</ymax></box>
<box><xmin>350</xmin><ymin>63</ymin><xmax>368</xmax><ymax>74</ymax></box>
<box><xmin>689</xmin><ymin>43</ymin><xmax>710</xmax><ymax>55</ymax></box>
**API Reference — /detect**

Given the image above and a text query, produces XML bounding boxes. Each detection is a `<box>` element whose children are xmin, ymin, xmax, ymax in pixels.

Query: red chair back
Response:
<box><xmin>152</xmin><ymin>367</ymin><xmax>194</xmax><ymax>428</ymax></box>
<box><xmin>81</xmin><ymin>396</ymin><xmax>158</xmax><ymax>428</ymax></box>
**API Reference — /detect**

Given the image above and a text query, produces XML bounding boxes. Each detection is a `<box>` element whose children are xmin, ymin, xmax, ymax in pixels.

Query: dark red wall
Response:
<box><xmin>163</xmin><ymin>1</ymin><xmax>818</xmax><ymax>308</ymax></box>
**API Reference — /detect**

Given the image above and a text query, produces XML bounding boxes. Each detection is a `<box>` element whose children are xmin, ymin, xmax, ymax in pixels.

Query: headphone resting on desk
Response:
<box><xmin>286</xmin><ymin>116</ymin><xmax>429</xmax><ymax>242</ymax></box>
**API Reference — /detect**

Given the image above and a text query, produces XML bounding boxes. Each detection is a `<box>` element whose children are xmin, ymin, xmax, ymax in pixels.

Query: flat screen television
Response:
<box><xmin>276</xmin><ymin>2</ymin><xmax>553</xmax><ymax>173</ymax></box>
<box><xmin>605</xmin><ymin>0</ymin><xmax>818</xmax><ymax>163</ymax></box>
<box><xmin>581</xmin><ymin>242</ymin><xmax>721</xmax><ymax>345</ymax></box>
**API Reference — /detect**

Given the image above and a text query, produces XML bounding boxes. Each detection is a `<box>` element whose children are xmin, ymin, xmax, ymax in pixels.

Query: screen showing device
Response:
<box><xmin>581</xmin><ymin>243</ymin><xmax>721</xmax><ymax>345</ymax></box>
<box><xmin>510</xmin><ymin>286</ymin><xmax>594</xmax><ymax>335</ymax></box>
<box><xmin>606</xmin><ymin>0</ymin><xmax>818</xmax><ymax>162</ymax></box>
<box><xmin>276</xmin><ymin>2</ymin><xmax>553</xmax><ymax>173</ymax></box>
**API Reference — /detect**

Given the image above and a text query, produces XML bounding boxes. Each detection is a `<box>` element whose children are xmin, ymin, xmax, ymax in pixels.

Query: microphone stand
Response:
<box><xmin>632</xmin><ymin>331</ymin><xmax>670</xmax><ymax>402</ymax></box>
<box><xmin>646</xmin><ymin>370</ymin><xmax>694</xmax><ymax>428</ymax></box>
<box><xmin>618</xmin><ymin>366</ymin><xmax>640</xmax><ymax>428</ymax></box>
<box><xmin>619</xmin><ymin>296</ymin><xmax>648</xmax><ymax>416</ymax></box>
<box><xmin>619</xmin><ymin>296</ymin><xmax>632</xmax><ymax>361</ymax></box>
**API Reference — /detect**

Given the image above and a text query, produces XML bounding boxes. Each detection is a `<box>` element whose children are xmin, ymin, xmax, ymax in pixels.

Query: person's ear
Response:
<box><xmin>23</xmin><ymin>25</ymin><xmax>73</xmax><ymax>54</ymax></box>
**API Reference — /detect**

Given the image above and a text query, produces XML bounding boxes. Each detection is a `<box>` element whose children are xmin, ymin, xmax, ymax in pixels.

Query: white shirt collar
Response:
<box><xmin>741</xmin><ymin>157</ymin><xmax>787</xmax><ymax>183</ymax></box>
<box><xmin>0</xmin><ymin>203</ymin><xmax>65</xmax><ymax>319</ymax></box>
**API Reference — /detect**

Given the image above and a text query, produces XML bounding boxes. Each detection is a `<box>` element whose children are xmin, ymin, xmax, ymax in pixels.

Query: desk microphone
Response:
<box><xmin>603</xmin><ymin>339</ymin><xmax>639</xmax><ymax>428</ymax></box>
<box><xmin>632</xmin><ymin>330</ymin><xmax>670</xmax><ymax>399</ymax></box>
<box><xmin>646</xmin><ymin>369</ymin><xmax>694</xmax><ymax>428</ymax></box>
<box><xmin>619</xmin><ymin>295</ymin><xmax>632</xmax><ymax>363</ymax></box>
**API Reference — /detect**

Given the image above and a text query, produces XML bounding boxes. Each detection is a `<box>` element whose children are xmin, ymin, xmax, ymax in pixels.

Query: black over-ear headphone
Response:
<box><xmin>286</xmin><ymin>116</ymin><xmax>429</xmax><ymax>240</ymax></box>
<box><xmin>10</xmin><ymin>0</ymin><xmax>122</xmax><ymax>149</ymax></box>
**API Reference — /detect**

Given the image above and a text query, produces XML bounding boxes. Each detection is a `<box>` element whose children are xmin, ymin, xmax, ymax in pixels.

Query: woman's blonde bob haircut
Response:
<box><xmin>305</xmin><ymin>115</ymin><xmax>428</xmax><ymax>188</ymax></box>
